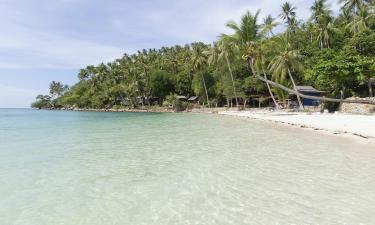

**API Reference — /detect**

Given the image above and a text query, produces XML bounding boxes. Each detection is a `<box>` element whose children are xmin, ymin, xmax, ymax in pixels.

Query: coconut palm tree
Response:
<box><xmin>217</xmin><ymin>37</ymin><xmax>239</xmax><ymax>107</ymax></box>
<box><xmin>190</xmin><ymin>43</ymin><xmax>210</xmax><ymax>107</ymax></box>
<box><xmin>205</xmin><ymin>43</ymin><xmax>219</xmax><ymax>67</ymax></box>
<box><xmin>311</xmin><ymin>0</ymin><xmax>332</xmax><ymax>23</ymax></box>
<box><xmin>268</xmin><ymin>33</ymin><xmax>304</xmax><ymax>109</ymax></box>
<box><xmin>280</xmin><ymin>2</ymin><xmax>297</xmax><ymax>27</ymax></box>
<box><xmin>346</xmin><ymin>5</ymin><xmax>374</xmax><ymax>33</ymax></box>
<box><xmin>49</xmin><ymin>81</ymin><xmax>66</xmax><ymax>98</ymax></box>
<box><xmin>251</xmin><ymin>42</ymin><xmax>280</xmax><ymax>109</ymax></box>
<box><xmin>222</xmin><ymin>10</ymin><xmax>263</xmax><ymax>107</ymax></box>
<box><xmin>226</xmin><ymin>10</ymin><xmax>261</xmax><ymax>45</ymax></box>
<box><xmin>309</xmin><ymin>0</ymin><xmax>336</xmax><ymax>49</ymax></box>
<box><xmin>340</xmin><ymin>0</ymin><xmax>367</xmax><ymax>13</ymax></box>
<box><xmin>261</xmin><ymin>15</ymin><xmax>280</xmax><ymax>37</ymax></box>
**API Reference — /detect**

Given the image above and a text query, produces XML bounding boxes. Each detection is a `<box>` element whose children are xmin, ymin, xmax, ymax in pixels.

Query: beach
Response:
<box><xmin>219</xmin><ymin>110</ymin><xmax>375</xmax><ymax>146</ymax></box>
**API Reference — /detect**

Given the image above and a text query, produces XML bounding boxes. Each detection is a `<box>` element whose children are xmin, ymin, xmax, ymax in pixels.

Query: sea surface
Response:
<box><xmin>0</xmin><ymin>109</ymin><xmax>375</xmax><ymax>225</ymax></box>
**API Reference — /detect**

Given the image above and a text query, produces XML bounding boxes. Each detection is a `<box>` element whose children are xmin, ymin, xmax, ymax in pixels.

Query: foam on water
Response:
<box><xmin>0</xmin><ymin>109</ymin><xmax>374</xmax><ymax>225</ymax></box>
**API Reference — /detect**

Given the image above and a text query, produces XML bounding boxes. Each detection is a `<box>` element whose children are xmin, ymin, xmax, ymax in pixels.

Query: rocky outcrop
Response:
<box><xmin>340</xmin><ymin>97</ymin><xmax>375</xmax><ymax>114</ymax></box>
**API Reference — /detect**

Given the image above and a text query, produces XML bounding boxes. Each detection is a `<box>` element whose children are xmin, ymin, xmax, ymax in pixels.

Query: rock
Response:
<box><xmin>340</xmin><ymin>97</ymin><xmax>375</xmax><ymax>115</ymax></box>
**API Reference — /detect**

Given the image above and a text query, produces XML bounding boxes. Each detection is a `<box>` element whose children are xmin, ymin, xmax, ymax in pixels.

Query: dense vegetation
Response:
<box><xmin>32</xmin><ymin>0</ymin><xmax>375</xmax><ymax>111</ymax></box>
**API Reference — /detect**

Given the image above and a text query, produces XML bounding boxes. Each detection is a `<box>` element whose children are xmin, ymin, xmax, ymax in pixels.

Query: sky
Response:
<box><xmin>0</xmin><ymin>0</ymin><xmax>341</xmax><ymax>108</ymax></box>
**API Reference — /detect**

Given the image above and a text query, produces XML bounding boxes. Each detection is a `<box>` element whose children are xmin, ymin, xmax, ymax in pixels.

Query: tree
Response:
<box><xmin>251</xmin><ymin>42</ymin><xmax>280</xmax><ymax>109</ymax></box>
<box><xmin>31</xmin><ymin>95</ymin><xmax>52</xmax><ymax>109</ymax></box>
<box><xmin>261</xmin><ymin>15</ymin><xmax>279</xmax><ymax>37</ymax></box>
<box><xmin>346</xmin><ymin>5</ymin><xmax>374</xmax><ymax>34</ymax></box>
<box><xmin>217</xmin><ymin>38</ymin><xmax>239</xmax><ymax>107</ymax></box>
<box><xmin>280</xmin><ymin>2</ymin><xmax>297</xmax><ymax>31</ymax></box>
<box><xmin>340</xmin><ymin>0</ymin><xmax>367</xmax><ymax>13</ymax></box>
<box><xmin>190</xmin><ymin>43</ymin><xmax>210</xmax><ymax>106</ymax></box>
<box><xmin>222</xmin><ymin>10</ymin><xmax>263</xmax><ymax>107</ymax></box>
<box><xmin>49</xmin><ymin>81</ymin><xmax>68</xmax><ymax>99</ymax></box>
<box><xmin>268</xmin><ymin>33</ymin><xmax>304</xmax><ymax>109</ymax></box>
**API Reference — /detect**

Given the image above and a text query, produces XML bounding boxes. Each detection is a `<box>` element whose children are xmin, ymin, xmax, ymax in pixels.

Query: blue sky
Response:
<box><xmin>0</xmin><ymin>0</ymin><xmax>341</xmax><ymax>108</ymax></box>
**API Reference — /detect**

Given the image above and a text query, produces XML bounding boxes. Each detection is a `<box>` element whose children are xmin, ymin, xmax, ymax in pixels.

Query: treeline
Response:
<box><xmin>32</xmin><ymin>0</ymin><xmax>375</xmax><ymax>110</ymax></box>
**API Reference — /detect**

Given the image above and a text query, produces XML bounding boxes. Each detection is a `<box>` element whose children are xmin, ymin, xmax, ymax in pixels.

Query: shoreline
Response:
<box><xmin>34</xmin><ymin>107</ymin><xmax>375</xmax><ymax>146</ymax></box>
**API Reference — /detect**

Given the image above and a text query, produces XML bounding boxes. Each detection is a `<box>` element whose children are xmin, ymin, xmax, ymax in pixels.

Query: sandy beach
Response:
<box><xmin>219</xmin><ymin>110</ymin><xmax>375</xmax><ymax>146</ymax></box>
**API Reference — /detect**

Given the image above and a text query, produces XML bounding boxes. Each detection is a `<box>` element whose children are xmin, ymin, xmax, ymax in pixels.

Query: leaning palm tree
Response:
<box><xmin>190</xmin><ymin>43</ymin><xmax>210</xmax><ymax>107</ymax></box>
<box><xmin>250</xmin><ymin>42</ymin><xmax>280</xmax><ymax>109</ymax></box>
<box><xmin>268</xmin><ymin>34</ymin><xmax>304</xmax><ymax>110</ymax></box>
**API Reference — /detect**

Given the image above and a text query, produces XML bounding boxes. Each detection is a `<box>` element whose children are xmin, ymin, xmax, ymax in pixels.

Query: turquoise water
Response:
<box><xmin>1</xmin><ymin>109</ymin><xmax>375</xmax><ymax>225</ymax></box>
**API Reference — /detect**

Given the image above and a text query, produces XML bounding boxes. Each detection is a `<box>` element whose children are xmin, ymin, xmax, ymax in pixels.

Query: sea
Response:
<box><xmin>1</xmin><ymin>109</ymin><xmax>374</xmax><ymax>225</ymax></box>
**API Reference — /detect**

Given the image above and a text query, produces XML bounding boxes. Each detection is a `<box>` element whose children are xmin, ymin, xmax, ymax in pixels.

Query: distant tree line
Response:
<box><xmin>32</xmin><ymin>0</ymin><xmax>375</xmax><ymax>111</ymax></box>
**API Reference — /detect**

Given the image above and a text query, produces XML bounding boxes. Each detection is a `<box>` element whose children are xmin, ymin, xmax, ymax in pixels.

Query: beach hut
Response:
<box><xmin>176</xmin><ymin>96</ymin><xmax>187</xmax><ymax>101</ymax></box>
<box><xmin>188</xmin><ymin>96</ymin><xmax>199</xmax><ymax>104</ymax></box>
<box><xmin>295</xmin><ymin>86</ymin><xmax>325</xmax><ymax>106</ymax></box>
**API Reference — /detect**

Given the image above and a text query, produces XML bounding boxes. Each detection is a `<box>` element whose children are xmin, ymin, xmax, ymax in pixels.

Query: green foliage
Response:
<box><xmin>31</xmin><ymin>95</ymin><xmax>52</xmax><ymax>109</ymax></box>
<box><xmin>163</xmin><ymin>94</ymin><xmax>185</xmax><ymax>112</ymax></box>
<box><xmin>149</xmin><ymin>70</ymin><xmax>175</xmax><ymax>101</ymax></box>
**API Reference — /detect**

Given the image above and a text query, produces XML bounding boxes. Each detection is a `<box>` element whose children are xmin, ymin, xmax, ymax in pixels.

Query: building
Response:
<box><xmin>176</xmin><ymin>96</ymin><xmax>187</xmax><ymax>101</ymax></box>
<box><xmin>188</xmin><ymin>96</ymin><xmax>199</xmax><ymax>104</ymax></box>
<box><xmin>295</xmin><ymin>86</ymin><xmax>325</xmax><ymax>106</ymax></box>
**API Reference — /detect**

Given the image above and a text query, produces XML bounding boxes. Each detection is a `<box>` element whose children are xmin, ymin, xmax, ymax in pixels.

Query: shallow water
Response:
<box><xmin>0</xmin><ymin>109</ymin><xmax>374</xmax><ymax>225</ymax></box>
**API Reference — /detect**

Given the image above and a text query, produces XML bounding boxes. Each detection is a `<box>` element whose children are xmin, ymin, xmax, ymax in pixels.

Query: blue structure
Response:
<box><xmin>295</xmin><ymin>86</ymin><xmax>325</xmax><ymax>106</ymax></box>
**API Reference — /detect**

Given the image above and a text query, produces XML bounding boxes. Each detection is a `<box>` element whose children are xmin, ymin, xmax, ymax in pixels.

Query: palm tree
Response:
<box><xmin>222</xmin><ymin>10</ymin><xmax>262</xmax><ymax>107</ymax></box>
<box><xmin>261</xmin><ymin>15</ymin><xmax>280</xmax><ymax>37</ymax></box>
<box><xmin>251</xmin><ymin>42</ymin><xmax>280</xmax><ymax>109</ymax></box>
<box><xmin>346</xmin><ymin>5</ymin><xmax>374</xmax><ymax>33</ymax></box>
<box><xmin>310</xmin><ymin>0</ymin><xmax>336</xmax><ymax>49</ymax></box>
<box><xmin>190</xmin><ymin>43</ymin><xmax>210</xmax><ymax>107</ymax></box>
<box><xmin>217</xmin><ymin>38</ymin><xmax>239</xmax><ymax>107</ymax></box>
<box><xmin>279</xmin><ymin>2</ymin><xmax>297</xmax><ymax>28</ymax></box>
<box><xmin>49</xmin><ymin>81</ymin><xmax>66</xmax><ymax>99</ymax></box>
<box><xmin>205</xmin><ymin>43</ymin><xmax>219</xmax><ymax>67</ymax></box>
<box><xmin>340</xmin><ymin>0</ymin><xmax>367</xmax><ymax>13</ymax></box>
<box><xmin>268</xmin><ymin>34</ymin><xmax>304</xmax><ymax>110</ymax></box>
<box><xmin>311</xmin><ymin>0</ymin><xmax>332</xmax><ymax>23</ymax></box>
<box><xmin>226</xmin><ymin>10</ymin><xmax>261</xmax><ymax>45</ymax></box>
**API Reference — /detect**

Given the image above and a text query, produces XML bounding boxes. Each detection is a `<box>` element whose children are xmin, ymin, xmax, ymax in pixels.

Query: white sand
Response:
<box><xmin>219</xmin><ymin>110</ymin><xmax>375</xmax><ymax>145</ymax></box>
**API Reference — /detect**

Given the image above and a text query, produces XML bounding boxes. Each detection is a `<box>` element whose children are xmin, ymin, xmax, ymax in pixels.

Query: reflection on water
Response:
<box><xmin>0</xmin><ymin>109</ymin><xmax>374</xmax><ymax>225</ymax></box>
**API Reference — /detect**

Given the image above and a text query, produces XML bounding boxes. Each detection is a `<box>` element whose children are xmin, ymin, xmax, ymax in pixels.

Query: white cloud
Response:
<box><xmin>0</xmin><ymin>0</ymin><xmax>341</xmax><ymax>70</ymax></box>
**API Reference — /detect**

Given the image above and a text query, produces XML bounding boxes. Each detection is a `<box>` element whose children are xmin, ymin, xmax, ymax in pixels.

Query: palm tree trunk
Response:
<box><xmin>262</xmin><ymin>69</ymin><xmax>279</xmax><ymax>109</ymax></box>
<box><xmin>248</xmin><ymin>59</ymin><xmax>375</xmax><ymax>105</ymax></box>
<box><xmin>226</xmin><ymin>56</ymin><xmax>239</xmax><ymax>108</ymax></box>
<box><xmin>201</xmin><ymin>75</ymin><xmax>210</xmax><ymax>107</ymax></box>
<box><xmin>369</xmin><ymin>78</ymin><xmax>373</xmax><ymax>97</ymax></box>
<box><xmin>287</xmin><ymin>68</ymin><xmax>304</xmax><ymax>110</ymax></box>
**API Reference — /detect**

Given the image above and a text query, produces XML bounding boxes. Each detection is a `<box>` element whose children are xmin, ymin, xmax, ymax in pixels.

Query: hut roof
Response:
<box><xmin>295</xmin><ymin>86</ymin><xmax>325</xmax><ymax>93</ymax></box>
<box><xmin>176</xmin><ymin>96</ymin><xmax>187</xmax><ymax>100</ymax></box>
<box><xmin>188</xmin><ymin>96</ymin><xmax>199</xmax><ymax>101</ymax></box>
